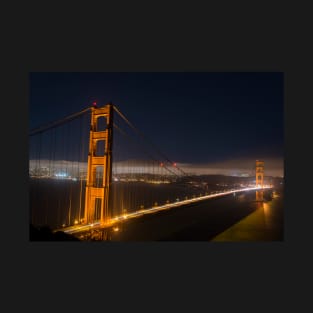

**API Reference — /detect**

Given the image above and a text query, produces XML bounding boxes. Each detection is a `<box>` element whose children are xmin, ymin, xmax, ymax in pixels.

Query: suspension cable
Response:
<box><xmin>113</xmin><ymin>105</ymin><xmax>187</xmax><ymax>176</ymax></box>
<box><xmin>113</xmin><ymin>123</ymin><xmax>179</xmax><ymax>177</ymax></box>
<box><xmin>29</xmin><ymin>107</ymin><xmax>91</xmax><ymax>136</ymax></box>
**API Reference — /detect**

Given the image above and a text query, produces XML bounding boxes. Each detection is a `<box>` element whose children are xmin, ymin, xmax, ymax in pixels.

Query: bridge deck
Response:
<box><xmin>57</xmin><ymin>186</ymin><xmax>271</xmax><ymax>237</ymax></box>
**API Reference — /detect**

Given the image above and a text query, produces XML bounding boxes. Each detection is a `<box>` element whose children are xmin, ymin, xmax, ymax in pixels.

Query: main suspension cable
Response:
<box><xmin>113</xmin><ymin>105</ymin><xmax>187</xmax><ymax>176</ymax></box>
<box><xmin>29</xmin><ymin>107</ymin><xmax>91</xmax><ymax>136</ymax></box>
<box><xmin>113</xmin><ymin>123</ymin><xmax>179</xmax><ymax>177</ymax></box>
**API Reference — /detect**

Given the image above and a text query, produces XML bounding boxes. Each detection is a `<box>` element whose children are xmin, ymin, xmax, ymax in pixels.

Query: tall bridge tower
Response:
<box><xmin>84</xmin><ymin>103</ymin><xmax>114</xmax><ymax>225</ymax></box>
<box><xmin>255</xmin><ymin>160</ymin><xmax>264</xmax><ymax>188</ymax></box>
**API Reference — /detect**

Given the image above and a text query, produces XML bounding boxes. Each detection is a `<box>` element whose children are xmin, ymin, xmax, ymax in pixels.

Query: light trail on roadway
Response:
<box><xmin>58</xmin><ymin>186</ymin><xmax>272</xmax><ymax>235</ymax></box>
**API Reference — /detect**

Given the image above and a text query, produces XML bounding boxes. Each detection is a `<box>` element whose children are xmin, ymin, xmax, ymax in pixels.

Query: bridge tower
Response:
<box><xmin>255</xmin><ymin>160</ymin><xmax>264</xmax><ymax>188</ymax></box>
<box><xmin>84</xmin><ymin>103</ymin><xmax>114</xmax><ymax>225</ymax></box>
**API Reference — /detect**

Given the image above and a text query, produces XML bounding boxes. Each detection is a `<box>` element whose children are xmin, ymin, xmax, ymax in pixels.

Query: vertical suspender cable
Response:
<box><xmin>78</xmin><ymin>114</ymin><xmax>84</xmax><ymax>223</ymax></box>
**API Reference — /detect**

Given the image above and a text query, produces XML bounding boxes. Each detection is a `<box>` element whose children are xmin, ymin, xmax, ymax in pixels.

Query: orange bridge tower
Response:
<box><xmin>84</xmin><ymin>103</ymin><xmax>114</xmax><ymax>225</ymax></box>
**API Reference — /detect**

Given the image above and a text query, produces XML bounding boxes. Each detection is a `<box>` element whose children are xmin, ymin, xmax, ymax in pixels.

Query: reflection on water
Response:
<box><xmin>212</xmin><ymin>188</ymin><xmax>283</xmax><ymax>241</ymax></box>
<box><xmin>256</xmin><ymin>190</ymin><xmax>263</xmax><ymax>202</ymax></box>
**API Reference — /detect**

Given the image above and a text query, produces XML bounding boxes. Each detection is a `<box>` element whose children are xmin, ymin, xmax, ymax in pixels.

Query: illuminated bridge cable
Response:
<box><xmin>113</xmin><ymin>123</ymin><xmax>179</xmax><ymax>176</ymax></box>
<box><xmin>29</xmin><ymin>107</ymin><xmax>91</xmax><ymax>136</ymax></box>
<box><xmin>113</xmin><ymin>105</ymin><xmax>187</xmax><ymax>176</ymax></box>
<box><xmin>113</xmin><ymin>123</ymin><xmax>179</xmax><ymax>177</ymax></box>
<box><xmin>113</xmin><ymin>122</ymin><xmax>181</xmax><ymax>212</ymax></box>
<box><xmin>67</xmin><ymin>122</ymin><xmax>72</xmax><ymax>226</ymax></box>
<box><xmin>113</xmin><ymin>106</ymin><xmax>175</xmax><ymax>165</ymax></box>
<box><xmin>38</xmin><ymin>132</ymin><xmax>42</xmax><ymax>176</ymax></box>
<box><xmin>112</xmin><ymin>120</ymin><xmax>178</xmax><ymax>215</ymax></box>
<box><xmin>78</xmin><ymin>114</ymin><xmax>84</xmax><ymax>223</ymax></box>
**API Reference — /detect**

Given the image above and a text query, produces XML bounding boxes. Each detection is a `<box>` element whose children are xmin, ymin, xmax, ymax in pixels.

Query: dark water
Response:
<box><xmin>30</xmin><ymin>178</ymin><xmax>283</xmax><ymax>241</ymax></box>
<box><xmin>30</xmin><ymin>179</ymin><xmax>86</xmax><ymax>229</ymax></box>
<box><xmin>30</xmin><ymin>178</ymin><xmax>216</xmax><ymax>229</ymax></box>
<box><xmin>100</xmin><ymin>188</ymin><xmax>283</xmax><ymax>241</ymax></box>
<box><xmin>212</xmin><ymin>191</ymin><xmax>284</xmax><ymax>241</ymax></box>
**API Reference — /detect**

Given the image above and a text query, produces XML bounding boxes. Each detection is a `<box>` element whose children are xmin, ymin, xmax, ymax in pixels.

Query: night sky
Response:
<box><xmin>29</xmin><ymin>72</ymin><xmax>284</xmax><ymax>175</ymax></box>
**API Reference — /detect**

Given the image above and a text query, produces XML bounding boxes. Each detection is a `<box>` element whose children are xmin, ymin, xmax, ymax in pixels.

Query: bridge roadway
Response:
<box><xmin>57</xmin><ymin>186</ymin><xmax>272</xmax><ymax>235</ymax></box>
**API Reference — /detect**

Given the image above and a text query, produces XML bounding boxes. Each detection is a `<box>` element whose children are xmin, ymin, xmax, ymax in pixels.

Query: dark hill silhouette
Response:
<box><xmin>30</xmin><ymin>224</ymin><xmax>80</xmax><ymax>241</ymax></box>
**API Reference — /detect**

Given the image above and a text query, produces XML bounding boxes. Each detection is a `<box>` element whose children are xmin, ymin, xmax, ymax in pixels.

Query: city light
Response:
<box><xmin>55</xmin><ymin>172</ymin><xmax>68</xmax><ymax>178</ymax></box>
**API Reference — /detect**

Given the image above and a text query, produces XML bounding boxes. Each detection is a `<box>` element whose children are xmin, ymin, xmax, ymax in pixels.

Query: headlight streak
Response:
<box><xmin>60</xmin><ymin>186</ymin><xmax>272</xmax><ymax>235</ymax></box>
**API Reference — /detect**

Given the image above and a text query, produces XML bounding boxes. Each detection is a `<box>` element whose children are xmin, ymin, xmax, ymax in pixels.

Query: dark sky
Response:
<box><xmin>30</xmin><ymin>72</ymin><xmax>284</xmax><ymax>165</ymax></box>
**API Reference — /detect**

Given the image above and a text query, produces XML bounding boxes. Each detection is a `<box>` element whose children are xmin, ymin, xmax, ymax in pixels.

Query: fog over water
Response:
<box><xmin>29</xmin><ymin>156</ymin><xmax>284</xmax><ymax>177</ymax></box>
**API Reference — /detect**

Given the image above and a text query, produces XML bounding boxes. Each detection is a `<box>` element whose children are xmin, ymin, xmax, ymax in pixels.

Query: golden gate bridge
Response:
<box><xmin>29</xmin><ymin>103</ymin><xmax>270</xmax><ymax>240</ymax></box>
